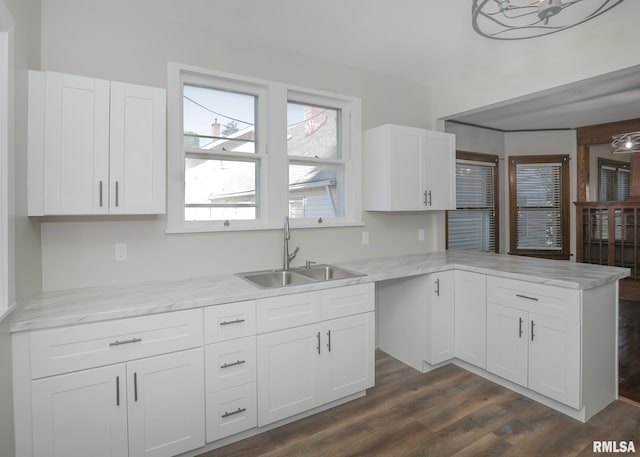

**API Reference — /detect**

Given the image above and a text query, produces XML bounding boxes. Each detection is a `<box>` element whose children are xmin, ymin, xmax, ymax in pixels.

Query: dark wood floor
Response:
<box><xmin>619</xmin><ymin>298</ymin><xmax>640</xmax><ymax>402</ymax></box>
<box><xmin>198</xmin><ymin>351</ymin><xmax>640</xmax><ymax>457</ymax></box>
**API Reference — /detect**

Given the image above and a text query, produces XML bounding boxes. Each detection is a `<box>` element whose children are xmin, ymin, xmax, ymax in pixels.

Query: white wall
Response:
<box><xmin>0</xmin><ymin>0</ymin><xmax>41</xmax><ymax>456</ymax></box>
<box><xmin>38</xmin><ymin>0</ymin><xmax>438</xmax><ymax>290</ymax></box>
<box><xmin>504</xmin><ymin>130</ymin><xmax>578</xmax><ymax>256</ymax></box>
<box><xmin>432</xmin><ymin>1</ymin><xmax>640</xmax><ymax>126</ymax></box>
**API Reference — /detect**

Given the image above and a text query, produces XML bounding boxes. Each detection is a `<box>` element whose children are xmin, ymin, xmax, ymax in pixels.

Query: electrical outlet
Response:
<box><xmin>362</xmin><ymin>231</ymin><xmax>370</xmax><ymax>245</ymax></box>
<box><xmin>418</xmin><ymin>229</ymin><xmax>425</xmax><ymax>241</ymax></box>
<box><xmin>115</xmin><ymin>243</ymin><xmax>127</xmax><ymax>261</ymax></box>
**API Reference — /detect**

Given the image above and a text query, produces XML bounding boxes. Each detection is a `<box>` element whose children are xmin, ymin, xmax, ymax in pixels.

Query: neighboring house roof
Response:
<box><xmin>185</xmin><ymin>110</ymin><xmax>338</xmax><ymax>203</ymax></box>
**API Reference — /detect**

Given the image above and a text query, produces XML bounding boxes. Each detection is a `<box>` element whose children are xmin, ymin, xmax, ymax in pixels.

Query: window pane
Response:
<box><xmin>515</xmin><ymin>163</ymin><xmax>562</xmax><ymax>250</ymax></box>
<box><xmin>287</xmin><ymin>102</ymin><xmax>340</xmax><ymax>159</ymax></box>
<box><xmin>185</xmin><ymin>158</ymin><xmax>256</xmax><ymax>221</ymax></box>
<box><xmin>183</xmin><ymin>84</ymin><xmax>256</xmax><ymax>153</ymax></box>
<box><xmin>448</xmin><ymin>161</ymin><xmax>496</xmax><ymax>252</ymax></box>
<box><xmin>288</xmin><ymin>164</ymin><xmax>344</xmax><ymax>218</ymax></box>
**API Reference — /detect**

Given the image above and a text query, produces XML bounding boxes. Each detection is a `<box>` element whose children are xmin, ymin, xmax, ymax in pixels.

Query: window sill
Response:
<box><xmin>165</xmin><ymin>219</ymin><xmax>364</xmax><ymax>234</ymax></box>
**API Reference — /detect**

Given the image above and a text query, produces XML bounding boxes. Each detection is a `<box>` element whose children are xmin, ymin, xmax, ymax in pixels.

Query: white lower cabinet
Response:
<box><xmin>31</xmin><ymin>364</ymin><xmax>128</xmax><ymax>457</ymax></box>
<box><xmin>486</xmin><ymin>299</ymin><xmax>580</xmax><ymax>409</ymax></box>
<box><xmin>257</xmin><ymin>312</ymin><xmax>375</xmax><ymax>426</ymax></box>
<box><xmin>31</xmin><ymin>348</ymin><xmax>205</xmax><ymax>457</ymax></box>
<box><xmin>454</xmin><ymin>270</ymin><xmax>486</xmax><ymax>368</ymax></box>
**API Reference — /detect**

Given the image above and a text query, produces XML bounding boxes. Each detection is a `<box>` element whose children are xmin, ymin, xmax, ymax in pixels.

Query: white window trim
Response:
<box><xmin>166</xmin><ymin>62</ymin><xmax>362</xmax><ymax>233</ymax></box>
<box><xmin>0</xmin><ymin>0</ymin><xmax>14</xmax><ymax>320</ymax></box>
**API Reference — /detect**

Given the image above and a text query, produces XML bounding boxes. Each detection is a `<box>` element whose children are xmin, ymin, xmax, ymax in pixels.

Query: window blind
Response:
<box><xmin>448</xmin><ymin>160</ymin><xmax>495</xmax><ymax>252</ymax></box>
<box><xmin>600</xmin><ymin>165</ymin><xmax>630</xmax><ymax>201</ymax></box>
<box><xmin>515</xmin><ymin>163</ymin><xmax>562</xmax><ymax>251</ymax></box>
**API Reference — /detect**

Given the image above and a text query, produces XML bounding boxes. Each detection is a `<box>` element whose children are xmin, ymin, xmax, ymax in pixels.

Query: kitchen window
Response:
<box><xmin>167</xmin><ymin>63</ymin><xmax>362</xmax><ymax>232</ymax></box>
<box><xmin>509</xmin><ymin>155</ymin><xmax>570</xmax><ymax>260</ymax></box>
<box><xmin>446</xmin><ymin>151</ymin><xmax>499</xmax><ymax>253</ymax></box>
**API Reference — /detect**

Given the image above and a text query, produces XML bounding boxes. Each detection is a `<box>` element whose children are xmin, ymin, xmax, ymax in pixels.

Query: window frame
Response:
<box><xmin>446</xmin><ymin>151</ymin><xmax>499</xmax><ymax>253</ymax></box>
<box><xmin>0</xmin><ymin>0</ymin><xmax>13</xmax><ymax>320</ymax></box>
<box><xmin>598</xmin><ymin>157</ymin><xmax>630</xmax><ymax>201</ymax></box>
<box><xmin>508</xmin><ymin>154</ymin><xmax>570</xmax><ymax>260</ymax></box>
<box><xmin>167</xmin><ymin>63</ymin><xmax>362</xmax><ymax>233</ymax></box>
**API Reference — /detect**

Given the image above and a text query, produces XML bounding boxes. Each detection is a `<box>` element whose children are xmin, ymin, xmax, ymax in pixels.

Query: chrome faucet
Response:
<box><xmin>283</xmin><ymin>216</ymin><xmax>300</xmax><ymax>270</ymax></box>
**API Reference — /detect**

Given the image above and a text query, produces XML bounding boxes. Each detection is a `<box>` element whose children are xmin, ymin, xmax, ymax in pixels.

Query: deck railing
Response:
<box><xmin>576</xmin><ymin>201</ymin><xmax>640</xmax><ymax>278</ymax></box>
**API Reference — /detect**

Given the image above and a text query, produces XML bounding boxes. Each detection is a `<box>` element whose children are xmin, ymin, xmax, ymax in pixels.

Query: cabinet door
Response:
<box><xmin>44</xmin><ymin>72</ymin><xmax>110</xmax><ymax>215</ymax></box>
<box><xmin>127</xmin><ymin>348</ymin><xmax>205</xmax><ymax>457</ymax></box>
<box><xmin>486</xmin><ymin>303</ymin><xmax>528</xmax><ymax>387</ymax></box>
<box><xmin>321</xmin><ymin>312</ymin><xmax>375</xmax><ymax>403</ymax></box>
<box><xmin>388</xmin><ymin>126</ymin><xmax>425</xmax><ymax>210</ymax></box>
<box><xmin>528</xmin><ymin>313</ymin><xmax>580</xmax><ymax>408</ymax></box>
<box><xmin>109</xmin><ymin>82</ymin><xmax>166</xmax><ymax>214</ymax></box>
<box><xmin>31</xmin><ymin>364</ymin><xmax>128</xmax><ymax>457</ymax></box>
<box><xmin>454</xmin><ymin>271</ymin><xmax>486</xmax><ymax>368</ymax></box>
<box><xmin>422</xmin><ymin>130</ymin><xmax>455</xmax><ymax>210</ymax></box>
<box><xmin>256</xmin><ymin>324</ymin><xmax>322</xmax><ymax>426</ymax></box>
<box><xmin>427</xmin><ymin>271</ymin><xmax>455</xmax><ymax>365</ymax></box>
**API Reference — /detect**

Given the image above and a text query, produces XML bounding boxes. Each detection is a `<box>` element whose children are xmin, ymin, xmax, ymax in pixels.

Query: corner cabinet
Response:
<box><xmin>28</xmin><ymin>70</ymin><xmax>166</xmax><ymax>216</ymax></box>
<box><xmin>364</xmin><ymin>124</ymin><xmax>455</xmax><ymax>211</ymax></box>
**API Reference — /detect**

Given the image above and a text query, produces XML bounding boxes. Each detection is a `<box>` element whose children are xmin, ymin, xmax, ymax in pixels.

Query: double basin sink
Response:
<box><xmin>238</xmin><ymin>264</ymin><xmax>365</xmax><ymax>289</ymax></box>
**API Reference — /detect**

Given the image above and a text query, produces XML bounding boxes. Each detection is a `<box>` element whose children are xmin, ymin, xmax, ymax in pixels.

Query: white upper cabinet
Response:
<box><xmin>364</xmin><ymin>124</ymin><xmax>455</xmax><ymax>211</ymax></box>
<box><xmin>28</xmin><ymin>71</ymin><xmax>166</xmax><ymax>215</ymax></box>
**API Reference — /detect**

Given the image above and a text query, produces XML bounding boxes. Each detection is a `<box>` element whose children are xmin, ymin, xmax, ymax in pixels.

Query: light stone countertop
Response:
<box><xmin>9</xmin><ymin>251</ymin><xmax>630</xmax><ymax>333</ymax></box>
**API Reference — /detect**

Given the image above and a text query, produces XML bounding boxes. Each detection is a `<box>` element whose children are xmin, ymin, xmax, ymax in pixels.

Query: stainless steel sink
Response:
<box><xmin>239</xmin><ymin>270</ymin><xmax>313</xmax><ymax>288</ymax></box>
<box><xmin>237</xmin><ymin>264</ymin><xmax>365</xmax><ymax>289</ymax></box>
<box><xmin>297</xmin><ymin>264</ymin><xmax>365</xmax><ymax>281</ymax></box>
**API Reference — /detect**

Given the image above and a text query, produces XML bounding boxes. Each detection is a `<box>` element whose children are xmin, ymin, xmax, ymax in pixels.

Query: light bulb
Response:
<box><xmin>626</xmin><ymin>140</ymin><xmax>633</xmax><ymax>150</ymax></box>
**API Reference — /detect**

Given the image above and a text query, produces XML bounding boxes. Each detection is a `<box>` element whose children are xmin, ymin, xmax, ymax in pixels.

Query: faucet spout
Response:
<box><xmin>283</xmin><ymin>217</ymin><xmax>300</xmax><ymax>270</ymax></box>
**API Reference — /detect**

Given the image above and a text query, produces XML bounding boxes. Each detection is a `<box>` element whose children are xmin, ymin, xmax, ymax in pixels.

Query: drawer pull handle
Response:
<box><xmin>222</xmin><ymin>407</ymin><xmax>246</xmax><ymax>419</ymax></box>
<box><xmin>515</xmin><ymin>294</ymin><xmax>539</xmax><ymax>301</ymax></box>
<box><xmin>134</xmin><ymin>372</ymin><xmax>138</xmax><ymax>402</ymax></box>
<box><xmin>435</xmin><ymin>278</ymin><xmax>440</xmax><ymax>297</ymax></box>
<box><xmin>220</xmin><ymin>360</ymin><xmax>246</xmax><ymax>369</ymax></box>
<box><xmin>220</xmin><ymin>318</ymin><xmax>246</xmax><ymax>326</ymax></box>
<box><xmin>116</xmin><ymin>376</ymin><xmax>120</xmax><ymax>406</ymax></box>
<box><xmin>518</xmin><ymin>317</ymin><xmax>524</xmax><ymax>338</ymax></box>
<box><xmin>109</xmin><ymin>337</ymin><xmax>142</xmax><ymax>347</ymax></box>
<box><xmin>327</xmin><ymin>330</ymin><xmax>332</xmax><ymax>352</ymax></box>
<box><xmin>316</xmin><ymin>332</ymin><xmax>321</xmax><ymax>355</ymax></box>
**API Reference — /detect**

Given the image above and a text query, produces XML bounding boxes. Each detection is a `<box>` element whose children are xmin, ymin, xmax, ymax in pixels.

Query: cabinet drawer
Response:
<box><xmin>204</xmin><ymin>300</ymin><xmax>256</xmax><ymax>344</ymax></box>
<box><xmin>205</xmin><ymin>337</ymin><xmax>256</xmax><ymax>393</ymax></box>
<box><xmin>322</xmin><ymin>283</ymin><xmax>374</xmax><ymax>320</ymax></box>
<box><xmin>30</xmin><ymin>309</ymin><xmax>203</xmax><ymax>379</ymax></box>
<box><xmin>206</xmin><ymin>382</ymin><xmax>257</xmax><ymax>443</ymax></box>
<box><xmin>487</xmin><ymin>276</ymin><xmax>580</xmax><ymax>322</ymax></box>
<box><xmin>257</xmin><ymin>291</ymin><xmax>322</xmax><ymax>333</ymax></box>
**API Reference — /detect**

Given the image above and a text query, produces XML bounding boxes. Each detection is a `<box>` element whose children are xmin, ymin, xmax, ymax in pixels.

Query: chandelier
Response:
<box><xmin>612</xmin><ymin>132</ymin><xmax>640</xmax><ymax>154</ymax></box>
<box><xmin>472</xmin><ymin>0</ymin><xmax>625</xmax><ymax>40</ymax></box>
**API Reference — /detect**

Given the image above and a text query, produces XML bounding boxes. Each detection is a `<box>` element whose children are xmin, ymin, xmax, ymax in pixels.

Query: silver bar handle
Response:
<box><xmin>116</xmin><ymin>376</ymin><xmax>120</xmax><ymax>406</ymax></box>
<box><xmin>222</xmin><ymin>407</ymin><xmax>246</xmax><ymax>419</ymax></box>
<box><xmin>531</xmin><ymin>320</ymin><xmax>536</xmax><ymax>341</ymax></box>
<box><xmin>109</xmin><ymin>337</ymin><xmax>142</xmax><ymax>347</ymax></box>
<box><xmin>220</xmin><ymin>318</ymin><xmax>245</xmax><ymax>326</ymax></box>
<box><xmin>316</xmin><ymin>331</ymin><xmax>321</xmax><ymax>355</ymax></box>
<box><xmin>134</xmin><ymin>372</ymin><xmax>138</xmax><ymax>402</ymax></box>
<box><xmin>423</xmin><ymin>190</ymin><xmax>428</xmax><ymax>206</ymax></box>
<box><xmin>428</xmin><ymin>190</ymin><xmax>432</xmax><ymax>206</ymax></box>
<box><xmin>516</xmin><ymin>294</ymin><xmax>539</xmax><ymax>301</ymax></box>
<box><xmin>518</xmin><ymin>317</ymin><xmax>523</xmax><ymax>338</ymax></box>
<box><xmin>99</xmin><ymin>181</ymin><xmax>103</xmax><ymax>207</ymax></box>
<box><xmin>435</xmin><ymin>278</ymin><xmax>440</xmax><ymax>297</ymax></box>
<box><xmin>220</xmin><ymin>360</ymin><xmax>246</xmax><ymax>369</ymax></box>
<box><xmin>115</xmin><ymin>181</ymin><xmax>119</xmax><ymax>207</ymax></box>
<box><xmin>326</xmin><ymin>330</ymin><xmax>331</xmax><ymax>352</ymax></box>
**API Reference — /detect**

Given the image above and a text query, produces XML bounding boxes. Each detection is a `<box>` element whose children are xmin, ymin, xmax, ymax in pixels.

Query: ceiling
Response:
<box><xmin>151</xmin><ymin>0</ymin><xmax>640</xmax><ymax>131</ymax></box>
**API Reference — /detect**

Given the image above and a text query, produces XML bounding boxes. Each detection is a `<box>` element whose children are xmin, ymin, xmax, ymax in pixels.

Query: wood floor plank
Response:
<box><xmin>198</xmin><ymin>351</ymin><xmax>640</xmax><ymax>457</ymax></box>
